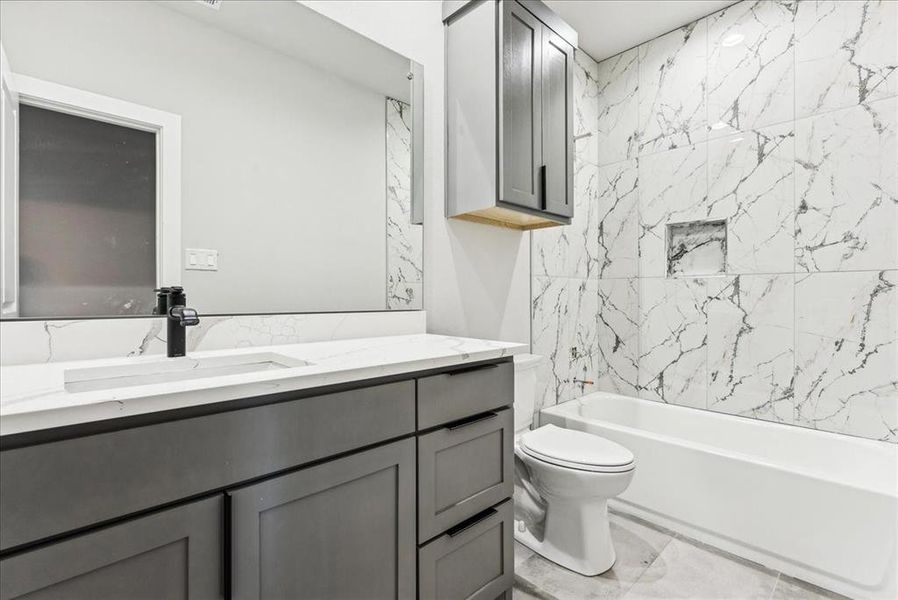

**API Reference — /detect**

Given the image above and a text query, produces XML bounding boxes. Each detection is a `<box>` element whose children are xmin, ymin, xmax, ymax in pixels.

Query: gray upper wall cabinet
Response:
<box><xmin>445</xmin><ymin>0</ymin><xmax>576</xmax><ymax>230</ymax></box>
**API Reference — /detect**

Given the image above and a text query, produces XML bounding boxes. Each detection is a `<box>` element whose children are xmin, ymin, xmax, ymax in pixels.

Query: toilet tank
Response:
<box><xmin>513</xmin><ymin>354</ymin><xmax>543</xmax><ymax>433</ymax></box>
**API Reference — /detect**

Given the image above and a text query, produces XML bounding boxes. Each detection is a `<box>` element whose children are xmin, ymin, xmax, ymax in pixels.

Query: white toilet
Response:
<box><xmin>513</xmin><ymin>354</ymin><xmax>636</xmax><ymax>576</ymax></box>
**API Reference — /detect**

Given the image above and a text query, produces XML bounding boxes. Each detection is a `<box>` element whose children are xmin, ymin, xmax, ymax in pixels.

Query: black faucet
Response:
<box><xmin>154</xmin><ymin>286</ymin><xmax>200</xmax><ymax>357</ymax></box>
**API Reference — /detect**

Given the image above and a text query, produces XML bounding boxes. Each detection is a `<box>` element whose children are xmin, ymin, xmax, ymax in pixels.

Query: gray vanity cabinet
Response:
<box><xmin>230</xmin><ymin>438</ymin><xmax>416</xmax><ymax>600</ymax></box>
<box><xmin>0</xmin><ymin>496</ymin><xmax>223</xmax><ymax>600</ymax></box>
<box><xmin>445</xmin><ymin>0</ymin><xmax>577</xmax><ymax>230</ymax></box>
<box><xmin>0</xmin><ymin>357</ymin><xmax>515</xmax><ymax>600</ymax></box>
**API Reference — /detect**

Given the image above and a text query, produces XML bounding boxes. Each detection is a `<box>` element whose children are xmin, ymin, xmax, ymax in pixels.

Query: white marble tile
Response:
<box><xmin>532</xmin><ymin>276</ymin><xmax>569</xmax><ymax>412</ymax></box>
<box><xmin>795</xmin><ymin>98</ymin><xmax>897</xmax><ymax>272</ymax></box>
<box><xmin>597</xmin><ymin>279</ymin><xmax>639</xmax><ymax>396</ymax></box>
<box><xmin>622</xmin><ymin>537</ymin><xmax>778</xmax><ymax>600</ymax></box>
<box><xmin>638</xmin><ymin>278</ymin><xmax>708</xmax><ymax>407</ymax></box>
<box><xmin>387</xmin><ymin>279</ymin><xmax>422</xmax><ymax>311</ymax></box>
<box><xmin>531</xmin><ymin>276</ymin><xmax>599</xmax><ymax>411</ymax></box>
<box><xmin>596</xmin><ymin>48</ymin><xmax>639</xmax><ymax>166</ymax></box>
<box><xmin>667</xmin><ymin>220</ymin><xmax>727</xmax><ymax>277</ymax></box>
<box><xmin>637</xmin><ymin>21</ymin><xmax>708</xmax><ymax>155</ymax></box>
<box><xmin>385</xmin><ymin>98</ymin><xmax>423</xmax><ymax>309</ymax></box>
<box><xmin>796</xmin><ymin>0</ymin><xmax>898</xmax><ymax>118</ymax></box>
<box><xmin>707</xmin><ymin>1</ymin><xmax>796</xmax><ymax>137</ymax></box>
<box><xmin>794</xmin><ymin>270</ymin><xmax>897</xmax><ymax>441</ymax></box>
<box><xmin>575</xmin><ymin>49</ymin><xmax>599</xmax><ymax>138</ymax></box>
<box><xmin>707</xmin><ymin>275</ymin><xmax>794</xmax><ymax>423</ymax></box>
<box><xmin>0</xmin><ymin>311</ymin><xmax>427</xmax><ymax>366</ymax></box>
<box><xmin>707</xmin><ymin>123</ymin><xmax>795</xmax><ymax>274</ymax></box>
<box><xmin>533</xmin><ymin>139</ymin><xmax>599</xmax><ymax>280</ymax></box>
<box><xmin>596</xmin><ymin>159</ymin><xmax>639</xmax><ymax>279</ymax></box>
<box><xmin>638</xmin><ymin>144</ymin><xmax>708</xmax><ymax>278</ymax></box>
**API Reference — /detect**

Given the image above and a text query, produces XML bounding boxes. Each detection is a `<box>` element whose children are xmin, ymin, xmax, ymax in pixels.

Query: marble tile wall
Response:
<box><xmin>0</xmin><ymin>311</ymin><xmax>427</xmax><ymax>366</ymax></box>
<box><xmin>532</xmin><ymin>0</ymin><xmax>897</xmax><ymax>442</ymax></box>
<box><xmin>385</xmin><ymin>98</ymin><xmax>423</xmax><ymax>309</ymax></box>
<box><xmin>531</xmin><ymin>50</ymin><xmax>602</xmax><ymax>413</ymax></box>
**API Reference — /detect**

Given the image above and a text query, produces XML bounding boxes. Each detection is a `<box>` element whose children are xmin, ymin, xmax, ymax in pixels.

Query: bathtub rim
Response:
<box><xmin>541</xmin><ymin>393</ymin><xmax>898</xmax><ymax>500</ymax></box>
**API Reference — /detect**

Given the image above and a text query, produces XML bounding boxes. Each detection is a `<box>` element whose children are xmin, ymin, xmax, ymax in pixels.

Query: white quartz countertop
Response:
<box><xmin>0</xmin><ymin>334</ymin><xmax>525</xmax><ymax>436</ymax></box>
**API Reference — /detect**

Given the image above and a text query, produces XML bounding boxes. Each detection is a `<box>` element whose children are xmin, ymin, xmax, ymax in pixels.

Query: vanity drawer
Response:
<box><xmin>418</xmin><ymin>500</ymin><xmax>513</xmax><ymax>600</ymax></box>
<box><xmin>417</xmin><ymin>361</ymin><xmax>513</xmax><ymax>430</ymax></box>
<box><xmin>418</xmin><ymin>407</ymin><xmax>513</xmax><ymax>543</ymax></box>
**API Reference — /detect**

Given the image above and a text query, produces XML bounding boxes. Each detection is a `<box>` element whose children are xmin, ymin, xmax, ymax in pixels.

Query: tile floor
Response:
<box><xmin>513</xmin><ymin>511</ymin><xmax>846</xmax><ymax>600</ymax></box>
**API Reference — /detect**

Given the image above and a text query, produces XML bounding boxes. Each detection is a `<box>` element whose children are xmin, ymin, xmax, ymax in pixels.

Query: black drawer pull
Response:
<box><xmin>446</xmin><ymin>411</ymin><xmax>498</xmax><ymax>431</ymax></box>
<box><xmin>446</xmin><ymin>507</ymin><xmax>497</xmax><ymax>538</ymax></box>
<box><xmin>447</xmin><ymin>363</ymin><xmax>499</xmax><ymax>376</ymax></box>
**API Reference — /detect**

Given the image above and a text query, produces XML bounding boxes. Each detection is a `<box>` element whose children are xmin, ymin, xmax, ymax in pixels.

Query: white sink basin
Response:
<box><xmin>64</xmin><ymin>352</ymin><xmax>312</xmax><ymax>393</ymax></box>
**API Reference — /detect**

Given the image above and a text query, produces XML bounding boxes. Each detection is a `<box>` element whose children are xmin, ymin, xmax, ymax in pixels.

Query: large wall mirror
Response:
<box><xmin>0</xmin><ymin>0</ymin><xmax>424</xmax><ymax>319</ymax></box>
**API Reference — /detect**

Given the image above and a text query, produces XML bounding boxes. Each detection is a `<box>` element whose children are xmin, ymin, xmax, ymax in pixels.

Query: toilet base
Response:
<box><xmin>514</xmin><ymin>495</ymin><xmax>616</xmax><ymax>576</ymax></box>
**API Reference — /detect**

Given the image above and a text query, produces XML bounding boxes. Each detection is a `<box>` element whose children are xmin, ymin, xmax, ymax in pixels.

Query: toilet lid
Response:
<box><xmin>519</xmin><ymin>424</ymin><xmax>635</xmax><ymax>473</ymax></box>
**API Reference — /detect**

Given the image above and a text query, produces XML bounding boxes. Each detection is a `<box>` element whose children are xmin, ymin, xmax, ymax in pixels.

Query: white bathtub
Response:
<box><xmin>540</xmin><ymin>393</ymin><xmax>898</xmax><ymax>600</ymax></box>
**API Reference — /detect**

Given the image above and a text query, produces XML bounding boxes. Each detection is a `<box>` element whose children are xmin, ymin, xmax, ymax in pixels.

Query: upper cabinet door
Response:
<box><xmin>540</xmin><ymin>28</ymin><xmax>574</xmax><ymax>218</ymax></box>
<box><xmin>500</xmin><ymin>0</ymin><xmax>542</xmax><ymax>210</ymax></box>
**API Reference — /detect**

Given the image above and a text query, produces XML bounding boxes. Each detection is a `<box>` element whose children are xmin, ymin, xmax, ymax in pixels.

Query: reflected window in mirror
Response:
<box><xmin>18</xmin><ymin>105</ymin><xmax>157</xmax><ymax>318</ymax></box>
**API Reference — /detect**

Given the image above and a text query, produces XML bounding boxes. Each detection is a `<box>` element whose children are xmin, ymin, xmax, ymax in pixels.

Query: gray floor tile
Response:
<box><xmin>769</xmin><ymin>574</ymin><xmax>849</xmax><ymax>600</ymax></box>
<box><xmin>621</xmin><ymin>537</ymin><xmax>778</xmax><ymax>600</ymax></box>
<box><xmin>515</xmin><ymin>513</ymin><xmax>674</xmax><ymax>600</ymax></box>
<box><xmin>515</xmin><ymin>541</ymin><xmax>536</xmax><ymax>569</ymax></box>
<box><xmin>514</xmin><ymin>579</ymin><xmax>555</xmax><ymax>600</ymax></box>
<box><xmin>606</xmin><ymin>513</ymin><xmax>676</xmax><ymax>585</ymax></box>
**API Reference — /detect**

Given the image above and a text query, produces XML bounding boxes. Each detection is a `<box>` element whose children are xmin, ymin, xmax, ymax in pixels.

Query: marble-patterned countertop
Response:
<box><xmin>0</xmin><ymin>334</ymin><xmax>525</xmax><ymax>436</ymax></box>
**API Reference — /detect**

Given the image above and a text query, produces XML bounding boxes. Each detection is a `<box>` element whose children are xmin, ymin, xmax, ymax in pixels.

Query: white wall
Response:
<box><xmin>302</xmin><ymin>1</ymin><xmax>532</xmax><ymax>345</ymax></box>
<box><xmin>0</xmin><ymin>0</ymin><xmax>389</xmax><ymax>314</ymax></box>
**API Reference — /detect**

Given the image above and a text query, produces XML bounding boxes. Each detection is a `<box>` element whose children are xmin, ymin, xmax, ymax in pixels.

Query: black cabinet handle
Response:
<box><xmin>446</xmin><ymin>507</ymin><xmax>498</xmax><ymax>538</ymax></box>
<box><xmin>446</xmin><ymin>411</ymin><xmax>498</xmax><ymax>431</ymax></box>
<box><xmin>539</xmin><ymin>164</ymin><xmax>547</xmax><ymax>210</ymax></box>
<box><xmin>447</xmin><ymin>363</ymin><xmax>499</xmax><ymax>376</ymax></box>
<box><xmin>223</xmin><ymin>492</ymin><xmax>232</xmax><ymax>600</ymax></box>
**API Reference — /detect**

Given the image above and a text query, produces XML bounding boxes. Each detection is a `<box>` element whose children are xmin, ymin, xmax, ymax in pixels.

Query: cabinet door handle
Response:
<box><xmin>447</xmin><ymin>363</ymin><xmax>499</xmax><ymax>376</ymax></box>
<box><xmin>446</xmin><ymin>411</ymin><xmax>498</xmax><ymax>431</ymax></box>
<box><xmin>446</xmin><ymin>507</ymin><xmax>498</xmax><ymax>538</ymax></box>
<box><xmin>539</xmin><ymin>164</ymin><xmax>547</xmax><ymax>210</ymax></box>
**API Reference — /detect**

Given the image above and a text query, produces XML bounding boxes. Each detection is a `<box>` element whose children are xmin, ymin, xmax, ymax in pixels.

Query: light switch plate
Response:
<box><xmin>185</xmin><ymin>248</ymin><xmax>219</xmax><ymax>271</ymax></box>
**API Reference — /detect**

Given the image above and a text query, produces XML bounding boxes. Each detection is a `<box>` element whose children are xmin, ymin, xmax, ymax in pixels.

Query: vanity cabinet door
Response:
<box><xmin>230</xmin><ymin>438</ymin><xmax>416</xmax><ymax>600</ymax></box>
<box><xmin>0</xmin><ymin>496</ymin><xmax>222</xmax><ymax>600</ymax></box>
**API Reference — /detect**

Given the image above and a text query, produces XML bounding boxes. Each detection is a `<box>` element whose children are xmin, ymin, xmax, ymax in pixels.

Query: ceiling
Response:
<box><xmin>543</xmin><ymin>0</ymin><xmax>739</xmax><ymax>61</ymax></box>
<box><xmin>159</xmin><ymin>0</ymin><xmax>411</xmax><ymax>101</ymax></box>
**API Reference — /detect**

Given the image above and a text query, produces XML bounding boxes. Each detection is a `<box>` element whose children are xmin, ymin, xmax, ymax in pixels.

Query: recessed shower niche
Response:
<box><xmin>666</xmin><ymin>220</ymin><xmax>727</xmax><ymax>277</ymax></box>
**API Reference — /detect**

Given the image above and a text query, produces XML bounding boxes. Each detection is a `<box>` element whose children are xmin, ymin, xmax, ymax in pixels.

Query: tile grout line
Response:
<box><xmin>768</xmin><ymin>572</ymin><xmax>783</xmax><ymax>600</ymax></box>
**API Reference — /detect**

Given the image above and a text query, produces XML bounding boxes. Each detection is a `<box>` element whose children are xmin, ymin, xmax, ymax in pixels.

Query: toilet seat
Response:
<box><xmin>519</xmin><ymin>424</ymin><xmax>635</xmax><ymax>473</ymax></box>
